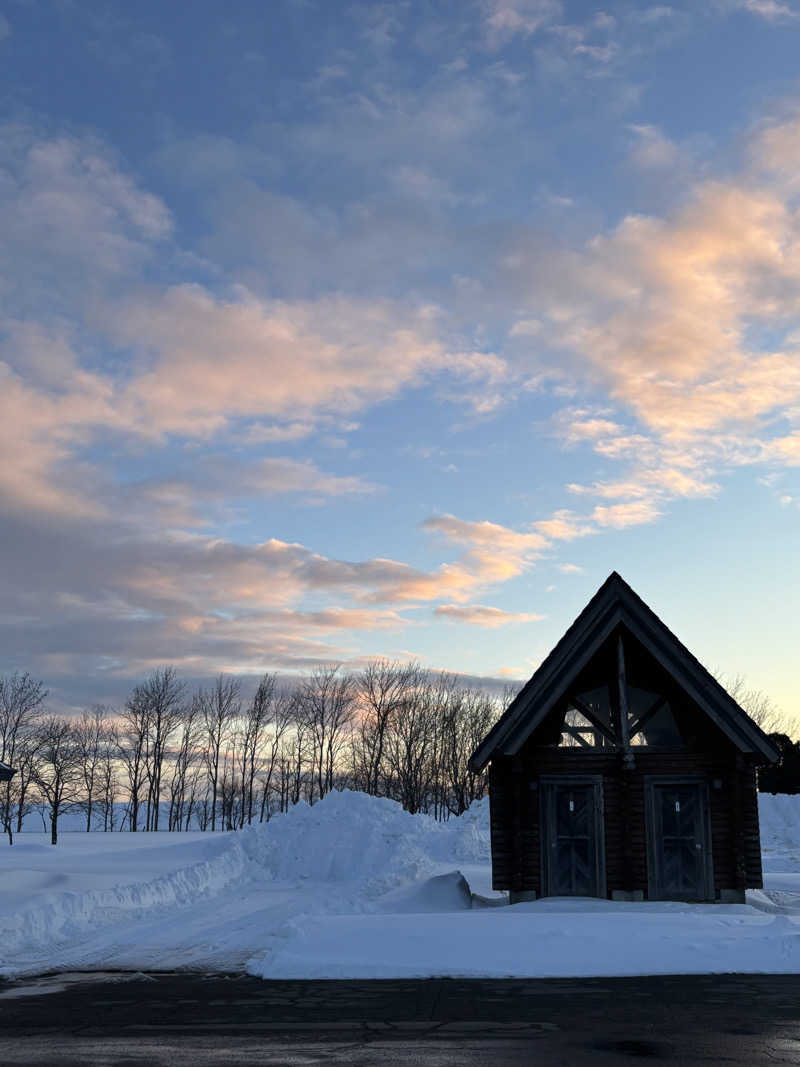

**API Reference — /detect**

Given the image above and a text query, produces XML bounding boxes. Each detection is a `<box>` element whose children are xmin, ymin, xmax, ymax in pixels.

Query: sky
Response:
<box><xmin>1</xmin><ymin>0</ymin><xmax>799</xmax><ymax>719</ymax></box>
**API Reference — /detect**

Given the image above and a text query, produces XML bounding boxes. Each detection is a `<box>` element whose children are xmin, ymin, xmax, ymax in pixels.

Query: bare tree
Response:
<box><xmin>256</xmin><ymin>687</ymin><xmax>294</xmax><ymax>822</ymax></box>
<box><xmin>353</xmin><ymin>660</ymin><xmax>419</xmax><ymax>796</ymax></box>
<box><xmin>75</xmin><ymin>706</ymin><xmax>108</xmax><ymax>831</ymax></box>
<box><xmin>438</xmin><ymin>685</ymin><xmax>497</xmax><ymax>816</ymax></box>
<box><xmin>168</xmin><ymin>701</ymin><xmax>202</xmax><ymax>831</ymax></box>
<box><xmin>182</xmin><ymin>758</ymin><xmax>206</xmax><ymax>831</ymax></box>
<box><xmin>718</xmin><ymin>672</ymin><xmax>786</xmax><ymax>735</ymax></box>
<box><xmin>238</xmin><ymin>674</ymin><xmax>275</xmax><ymax>827</ymax></box>
<box><xmin>0</xmin><ymin>673</ymin><xmax>47</xmax><ymax>844</ymax></box>
<box><xmin>219</xmin><ymin>747</ymin><xmax>240</xmax><ymax>831</ymax></box>
<box><xmin>197</xmin><ymin>675</ymin><xmax>242</xmax><ymax>831</ymax></box>
<box><xmin>32</xmin><ymin>716</ymin><xmax>83</xmax><ymax>844</ymax></box>
<box><xmin>297</xmin><ymin>666</ymin><xmax>356</xmax><ymax>802</ymax></box>
<box><xmin>12</xmin><ymin>730</ymin><xmax>42</xmax><ymax>836</ymax></box>
<box><xmin>115</xmin><ymin>688</ymin><xmax>150</xmax><ymax>832</ymax></box>
<box><xmin>384</xmin><ymin>677</ymin><xmax>438</xmax><ymax>815</ymax></box>
<box><xmin>139</xmin><ymin>667</ymin><xmax>186</xmax><ymax>831</ymax></box>
<box><xmin>97</xmin><ymin>732</ymin><xmax>118</xmax><ymax>832</ymax></box>
<box><xmin>277</xmin><ymin>713</ymin><xmax>310</xmax><ymax>812</ymax></box>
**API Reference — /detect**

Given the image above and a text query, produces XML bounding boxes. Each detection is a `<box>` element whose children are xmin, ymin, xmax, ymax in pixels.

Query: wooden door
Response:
<box><xmin>541</xmin><ymin>778</ymin><xmax>605</xmax><ymax>897</ymax></box>
<box><xmin>646</xmin><ymin>781</ymin><xmax>713</xmax><ymax>901</ymax></box>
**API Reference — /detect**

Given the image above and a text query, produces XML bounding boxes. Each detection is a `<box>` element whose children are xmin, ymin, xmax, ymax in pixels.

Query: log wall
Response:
<box><xmin>489</xmin><ymin>746</ymin><xmax>764</xmax><ymax>897</ymax></box>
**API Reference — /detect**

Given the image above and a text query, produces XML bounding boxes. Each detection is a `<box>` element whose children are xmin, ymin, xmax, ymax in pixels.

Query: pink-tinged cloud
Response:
<box><xmin>113</xmin><ymin>286</ymin><xmax>447</xmax><ymax>436</ymax></box>
<box><xmin>590</xmin><ymin>500</ymin><xmax>662</xmax><ymax>528</ymax></box>
<box><xmin>422</xmin><ymin>513</ymin><xmax>548</xmax><ymax>556</ymax></box>
<box><xmin>435</xmin><ymin>604</ymin><xmax>544</xmax><ymax>627</ymax></box>
<box><xmin>533</xmin><ymin>509</ymin><xmax>594</xmax><ymax>541</ymax></box>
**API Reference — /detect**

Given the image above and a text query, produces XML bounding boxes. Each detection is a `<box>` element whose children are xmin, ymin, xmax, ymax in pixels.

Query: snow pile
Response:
<box><xmin>235</xmin><ymin>790</ymin><xmax>490</xmax><ymax>897</ymax></box>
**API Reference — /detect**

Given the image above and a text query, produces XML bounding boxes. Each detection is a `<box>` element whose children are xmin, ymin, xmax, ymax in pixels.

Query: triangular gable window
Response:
<box><xmin>553</xmin><ymin>651</ymin><xmax>685</xmax><ymax>749</ymax></box>
<box><xmin>559</xmin><ymin>686</ymin><xmax>617</xmax><ymax>748</ymax></box>
<box><xmin>628</xmin><ymin>685</ymin><xmax>682</xmax><ymax>746</ymax></box>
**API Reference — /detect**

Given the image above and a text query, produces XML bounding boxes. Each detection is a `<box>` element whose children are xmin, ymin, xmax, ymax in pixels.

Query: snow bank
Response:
<box><xmin>0</xmin><ymin>833</ymin><xmax>249</xmax><ymax>969</ymax></box>
<box><xmin>0</xmin><ymin>791</ymin><xmax>489</xmax><ymax>976</ymax></box>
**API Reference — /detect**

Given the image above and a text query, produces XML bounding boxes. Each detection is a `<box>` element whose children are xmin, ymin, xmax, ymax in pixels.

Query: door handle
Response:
<box><xmin>695</xmin><ymin>843</ymin><xmax>702</xmax><ymax>850</ymax></box>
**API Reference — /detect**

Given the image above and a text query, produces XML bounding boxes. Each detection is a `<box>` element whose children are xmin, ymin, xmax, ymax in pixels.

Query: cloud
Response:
<box><xmin>133</xmin><ymin>456</ymin><xmax>379</xmax><ymax>528</ymax></box>
<box><xmin>0</xmin><ymin>134</ymin><xmax>505</xmax><ymax>521</ymax></box>
<box><xmin>435</xmin><ymin>604</ymin><xmax>544</xmax><ymax>627</ymax></box>
<box><xmin>590</xmin><ymin>500</ymin><xmax>662</xmax><ymax>528</ymax></box>
<box><xmin>497</xmin><ymin>665</ymin><xmax>525</xmax><ymax>677</ymax></box>
<box><xmin>0</xmin><ymin>329</ymin><xmax>121</xmax><ymax>519</ymax></box>
<box><xmin>482</xmin><ymin>0</ymin><xmax>562</xmax><ymax>47</ymax></box>
<box><xmin>2</xmin><ymin>495</ymin><xmax>563</xmax><ymax>692</ymax></box>
<box><xmin>750</xmin><ymin>109</ymin><xmax>800</xmax><ymax>188</ymax></box>
<box><xmin>422</xmin><ymin>513</ymin><xmax>548</xmax><ymax>556</ymax></box>
<box><xmin>111</xmin><ymin>286</ymin><xmax>453</xmax><ymax>437</ymax></box>
<box><xmin>0</xmin><ymin>120</ymin><xmax>545</xmax><ymax>691</ymax></box>
<box><xmin>553</xmin><ymin>408</ymin><xmax>624</xmax><ymax>444</ymax></box>
<box><xmin>0</xmin><ymin>124</ymin><xmax>171</xmax><ymax>314</ymax></box>
<box><xmin>493</xmin><ymin>114</ymin><xmax>800</xmax><ymax>539</ymax></box>
<box><xmin>728</xmin><ymin>0</ymin><xmax>799</xmax><ymax>20</ymax></box>
<box><xmin>0</xmin><ymin>284</ymin><xmax>501</xmax><ymax>517</ymax></box>
<box><xmin>421</xmin><ymin>513</ymin><xmax>550</xmax><ymax>590</ymax></box>
<box><xmin>242</xmin><ymin>422</ymin><xmax>315</xmax><ymax>444</ymax></box>
<box><xmin>627</xmin><ymin>124</ymin><xmax>682</xmax><ymax>170</ymax></box>
<box><xmin>534</xmin><ymin>509</ymin><xmax>594</xmax><ymax>540</ymax></box>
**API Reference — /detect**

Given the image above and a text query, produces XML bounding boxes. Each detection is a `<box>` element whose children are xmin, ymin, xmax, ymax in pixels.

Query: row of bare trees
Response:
<box><xmin>0</xmin><ymin>663</ymin><xmax>505</xmax><ymax>844</ymax></box>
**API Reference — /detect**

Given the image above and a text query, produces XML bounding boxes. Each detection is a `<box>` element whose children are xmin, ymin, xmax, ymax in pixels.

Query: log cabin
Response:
<box><xmin>469</xmin><ymin>572</ymin><xmax>779</xmax><ymax>903</ymax></box>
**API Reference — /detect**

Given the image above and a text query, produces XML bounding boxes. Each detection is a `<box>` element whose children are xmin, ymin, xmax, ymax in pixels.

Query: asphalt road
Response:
<box><xmin>2</xmin><ymin>972</ymin><xmax>800</xmax><ymax>1065</ymax></box>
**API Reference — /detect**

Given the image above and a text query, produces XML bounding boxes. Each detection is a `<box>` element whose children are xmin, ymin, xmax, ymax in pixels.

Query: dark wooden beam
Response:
<box><xmin>617</xmin><ymin>634</ymin><xmax>635</xmax><ymax>895</ymax></box>
<box><xmin>628</xmin><ymin>694</ymin><xmax>667</xmax><ymax>740</ymax></box>
<box><xmin>561</xmin><ymin>724</ymin><xmax>592</xmax><ymax>748</ymax></box>
<box><xmin>569</xmin><ymin>695</ymin><xmax>617</xmax><ymax>745</ymax></box>
<box><xmin>617</xmin><ymin>635</ymin><xmax>631</xmax><ymax>751</ymax></box>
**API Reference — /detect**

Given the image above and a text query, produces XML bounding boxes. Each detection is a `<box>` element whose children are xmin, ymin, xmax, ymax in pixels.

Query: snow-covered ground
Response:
<box><xmin>1</xmin><ymin>791</ymin><xmax>799</xmax><ymax>980</ymax></box>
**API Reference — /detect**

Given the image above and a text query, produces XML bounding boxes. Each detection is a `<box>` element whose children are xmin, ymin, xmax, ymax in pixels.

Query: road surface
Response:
<box><xmin>2</xmin><ymin>972</ymin><xmax>800</xmax><ymax>1064</ymax></box>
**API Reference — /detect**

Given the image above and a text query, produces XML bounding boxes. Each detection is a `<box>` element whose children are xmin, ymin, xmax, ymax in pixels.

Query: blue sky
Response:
<box><xmin>1</xmin><ymin>0</ymin><xmax>799</xmax><ymax>718</ymax></box>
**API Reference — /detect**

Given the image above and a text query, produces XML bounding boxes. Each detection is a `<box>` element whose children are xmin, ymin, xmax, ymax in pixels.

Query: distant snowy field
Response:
<box><xmin>1</xmin><ymin>791</ymin><xmax>800</xmax><ymax>980</ymax></box>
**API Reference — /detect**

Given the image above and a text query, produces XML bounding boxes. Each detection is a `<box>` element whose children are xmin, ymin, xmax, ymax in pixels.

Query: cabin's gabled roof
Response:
<box><xmin>469</xmin><ymin>571</ymin><xmax>780</xmax><ymax>771</ymax></box>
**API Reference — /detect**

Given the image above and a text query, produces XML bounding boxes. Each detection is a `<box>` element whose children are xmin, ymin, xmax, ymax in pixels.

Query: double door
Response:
<box><xmin>540</xmin><ymin>775</ymin><xmax>714</xmax><ymax>901</ymax></box>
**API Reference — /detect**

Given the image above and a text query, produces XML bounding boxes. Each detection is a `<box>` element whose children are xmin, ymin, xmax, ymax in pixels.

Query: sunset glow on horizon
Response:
<box><xmin>1</xmin><ymin>1</ymin><xmax>798</xmax><ymax>721</ymax></box>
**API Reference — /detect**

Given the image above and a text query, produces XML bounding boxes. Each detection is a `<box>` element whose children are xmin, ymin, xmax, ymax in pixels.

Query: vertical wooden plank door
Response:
<box><xmin>541</xmin><ymin>780</ymin><xmax>605</xmax><ymax>897</ymax></box>
<box><xmin>647</xmin><ymin>782</ymin><xmax>713</xmax><ymax>901</ymax></box>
